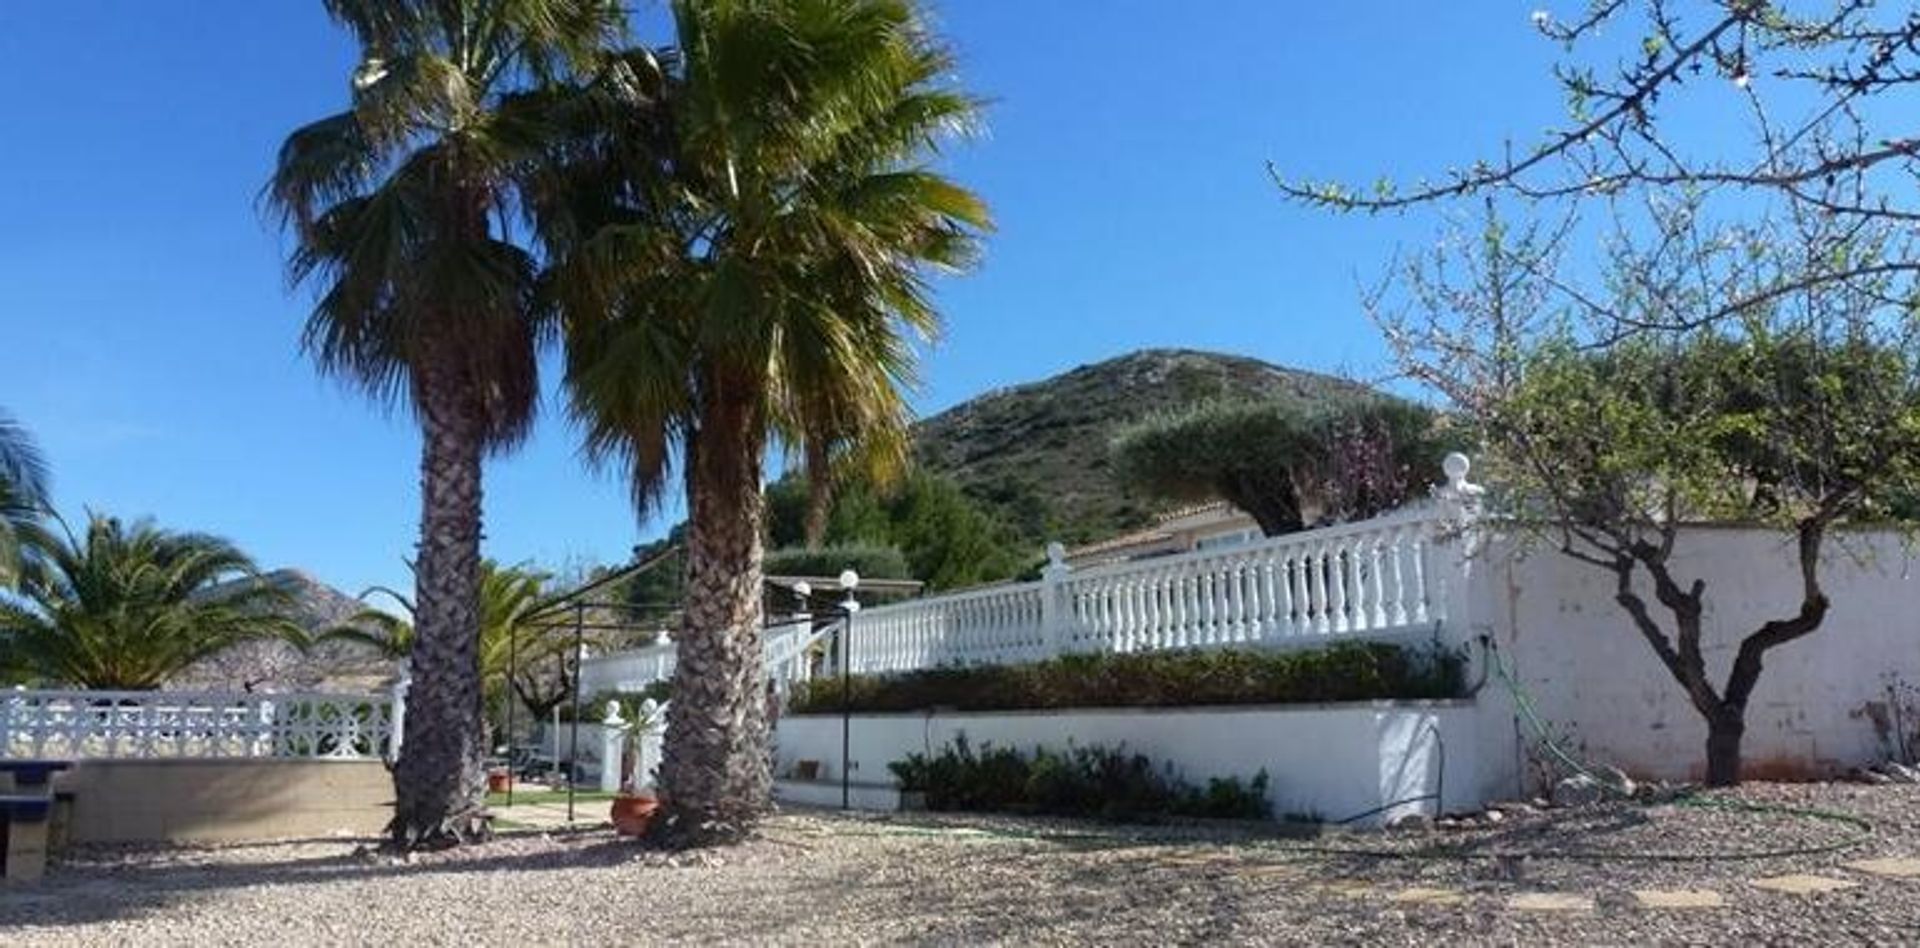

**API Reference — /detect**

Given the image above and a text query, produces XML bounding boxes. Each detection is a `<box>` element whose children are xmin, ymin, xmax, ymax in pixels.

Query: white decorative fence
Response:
<box><xmin>846</xmin><ymin>581</ymin><xmax>1048</xmax><ymax>671</ymax></box>
<box><xmin>583</xmin><ymin>459</ymin><xmax>1483</xmax><ymax>685</ymax></box>
<box><xmin>842</xmin><ymin>466</ymin><xmax>1481</xmax><ymax>675</ymax></box>
<box><xmin>0</xmin><ymin>690</ymin><xmax>399</xmax><ymax>761</ymax></box>
<box><xmin>579</xmin><ymin>617</ymin><xmax>844</xmax><ymax>696</ymax></box>
<box><xmin>1055</xmin><ymin>507</ymin><xmax>1444</xmax><ymax>654</ymax></box>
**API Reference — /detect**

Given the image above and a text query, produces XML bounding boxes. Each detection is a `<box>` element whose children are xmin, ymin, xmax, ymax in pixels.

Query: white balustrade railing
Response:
<box><xmin>580</xmin><ymin>641</ymin><xmax>677</xmax><ymax>695</ymax></box>
<box><xmin>838</xmin><ymin>476</ymin><xmax>1477</xmax><ymax>674</ymax></box>
<box><xmin>579</xmin><ymin>617</ymin><xmax>844</xmax><ymax>695</ymax></box>
<box><xmin>0</xmin><ymin>690</ymin><xmax>397</xmax><ymax>761</ymax></box>
<box><xmin>578</xmin><ymin>458</ymin><xmax>1483</xmax><ymax>683</ymax></box>
<box><xmin>846</xmin><ymin>581</ymin><xmax>1047</xmax><ymax>673</ymax></box>
<box><xmin>765</xmin><ymin>618</ymin><xmax>839</xmax><ymax>692</ymax></box>
<box><xmin>1057</xmin><ymin>505</ymin><xmax>1443</xmax><ymax>654</ymax></box>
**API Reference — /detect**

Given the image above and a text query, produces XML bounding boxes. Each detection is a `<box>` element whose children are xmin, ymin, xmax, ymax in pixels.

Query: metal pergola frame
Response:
<box><xmin>495</xmin><ymin>548</ymin><xmax>893</xmax><ymax>823</ymax></box>
<box><xmin>498</xmin><ymin>546</ymin><xmax>683</xmax><ymax>819</ymax></box>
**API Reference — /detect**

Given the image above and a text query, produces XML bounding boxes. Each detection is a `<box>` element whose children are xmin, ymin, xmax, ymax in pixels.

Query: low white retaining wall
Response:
<box><xmin>774</xmin><ymin>702</ymin><xmax>1484</xmax><ymax>825</ymax></box>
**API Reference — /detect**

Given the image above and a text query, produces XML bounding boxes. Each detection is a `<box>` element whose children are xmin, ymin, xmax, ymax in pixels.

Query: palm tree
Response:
<box><xmin>268</xmin><ymin>1</ymin><xmax>622</xmax><ymax>846</ymax></box>
<box><xmin>320</xmin><ymin>561</ymin><xmax>565</xmax><ymax>713</ymax></box>
<box><xmin>0</xmin><ymin>515</ymin><xmax>301</xmax><ymax>689</ymax></box>
<box><xmin>540</xmin><ymin>0</ymin><xmax>988</xmax><ymax>842</ymax></box>
<box><xmin>0</xmin><ymin>410</ymin><xmax>52</xmax><ymax>590</ymax></box>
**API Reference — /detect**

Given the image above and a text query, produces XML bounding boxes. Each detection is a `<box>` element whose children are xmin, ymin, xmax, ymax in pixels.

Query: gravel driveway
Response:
<box><xmin>3</xmin><ymin>783</ymin><xmax>1918</xmax><ymax>946</ymax></box>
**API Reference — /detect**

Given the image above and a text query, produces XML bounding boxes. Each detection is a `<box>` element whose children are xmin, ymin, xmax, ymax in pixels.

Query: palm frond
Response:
<box><xmin>0</xmin><ymin>515</ymin><xmax>298</xmax><ymax>689</ymax></box>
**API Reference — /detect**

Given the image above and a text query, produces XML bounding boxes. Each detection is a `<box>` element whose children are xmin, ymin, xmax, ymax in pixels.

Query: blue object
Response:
<box><xmin>0</xmin><ymin>760</ymin><xmax>72</xmax><ymax>788</ymax></box>
<box><xmin>0</xmin><ymin>795</ymin><xmax>53</xmax><ymax>823</ymax></box>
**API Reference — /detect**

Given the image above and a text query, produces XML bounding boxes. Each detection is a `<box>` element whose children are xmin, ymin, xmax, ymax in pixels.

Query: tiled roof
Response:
<box><xmin>1065</xmin><ymin>501</ymin><xmax>1251</xmax><ymax>562</ymax></box>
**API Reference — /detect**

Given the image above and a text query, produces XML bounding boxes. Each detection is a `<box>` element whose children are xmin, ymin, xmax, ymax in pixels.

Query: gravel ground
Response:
<box><xmin>3</xmin><ymin>783</ymin><xmax>1918</xmax><ymax>946</ymax></box>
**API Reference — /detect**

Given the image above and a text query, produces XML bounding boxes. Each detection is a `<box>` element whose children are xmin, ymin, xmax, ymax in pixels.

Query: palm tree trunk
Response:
<box><xmin>389</xmin><ymin>357</ymin><xmax>490</xmax><ymax>848</ymax></box>
<box><xmin>655</xmin><ymin>388</ymin><xmax>771</xmax><ymax>844</ymax></box>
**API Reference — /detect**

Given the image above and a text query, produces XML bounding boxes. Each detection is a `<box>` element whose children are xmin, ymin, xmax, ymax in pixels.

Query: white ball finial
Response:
<box><xmin>1045</xmin><ymin>541</ymin><xmax>1066</xmax><ymax>566</ymax></box>
<box><xmin>792</xmin><ymin>580</ymin><xmax>812</xmax><ymax>599</ymax></box>
<box><xmin>1442</xmin><ymin>452</ymin><xmax>1471</xmax><ymax>486</ymax></box>
<box><xmin>838</xmin><ymin>569</ymin><xmax>860</xmax><ymax>591</ymax></box>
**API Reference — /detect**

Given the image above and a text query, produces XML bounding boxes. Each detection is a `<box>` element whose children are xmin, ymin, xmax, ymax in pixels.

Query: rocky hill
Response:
<box><xmin>911</xmin><ymin>349</ymin><xmax>1373</xmax><ymax>547</ymax></box>
<box><xmin>171</xmin><ymin>569</ymin><xmax>394</xmax><ymax>693</ymax></box>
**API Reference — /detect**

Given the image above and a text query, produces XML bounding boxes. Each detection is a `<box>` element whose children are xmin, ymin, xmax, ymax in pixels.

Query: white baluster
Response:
<box><xmin>1332</xmin><ymin>542</ymin><xmax>1353</xmax><ymax>634</ymax></box>
<box><xmin>1410</xmin><ymin>531</ymin><xmax>1431</xmax><ymax>624</ymax></box>
<box><xmin>1218</xmin><ymin>561</ymin><xmax>1236</xmax><ymax>644</ymax></box>
<box><xmin>1138</xmin><ymin>574</ymin><xmax>1154</xmax><ymax>651</ymax></box>
<box><xmin>1308</xmin><ymin>546</ymin><xmax>1330</xmax><ymax>634</ymax></box>
<box><xmin>1366</xmin><ymin>534</ymin><xmax>1388</xmax><ymax>629</ymax></box>
<box><xmin>1194</xmin><ymin>569</ymin><xmax>1213</xmax><ymax>647</ymax></box>
<box><xmin>1167</xmin><ymin>567</ymin><xmax>1186</xmax><ymax>648</ymax></box>
<box><xmin>1232</xmin><ymin>557</ymin><xmax>1252</xmax><ymax>644</ymax></box>
<box><xmin>1256</xmin><ymin>554</ymin><xmax>1277</xmax><ymax>640</ymax></box>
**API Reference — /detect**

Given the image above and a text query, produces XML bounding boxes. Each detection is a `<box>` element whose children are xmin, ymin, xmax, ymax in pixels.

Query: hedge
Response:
<box><xmin>786</xmin><ymin>641</ymin><xmax>1463</xmax><ymax>714</ymax></box>
<box><xmin>889</xmin><ymin>735</ymin><xmax>1271</xmax><ymax>822</ymax></box>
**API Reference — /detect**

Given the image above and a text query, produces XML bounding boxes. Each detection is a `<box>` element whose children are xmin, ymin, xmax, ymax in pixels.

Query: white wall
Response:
<box><xmin>774</xmin><ymin>702</ymin><xmax>1481</xmax><ymax>824</ymax></box>
<box><xmin>1464</xmin><ymin>527</ymin><xmax>1920</xmax><ymax>790</ymax></box>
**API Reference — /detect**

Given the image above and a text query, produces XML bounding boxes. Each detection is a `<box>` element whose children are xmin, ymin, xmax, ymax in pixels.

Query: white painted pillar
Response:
<box><xmin>1432</xmin><ymin>452</ymin><xmax>1487</xmax><ymax>645</ymax></box>
<box><xmin>599</xmin><ymin>700</ymin><xmax>625</xmax><ymax>793</ymax></box>
<box><xmin>1040</xmin><ymin>542</ymin><xmax>1071</xmax><ymax>657</ymax></box>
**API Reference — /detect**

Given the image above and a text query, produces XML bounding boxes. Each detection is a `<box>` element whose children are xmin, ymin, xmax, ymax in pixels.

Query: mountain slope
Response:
<box><xmin>910</xmin><ymin>349</ymin><xmax>1374</xmax><ymax>547</ymax></box>
<box><xmin>172</xmin><ymin>569</ymin><xmax>394</xmax><ymax>692</ymax></box>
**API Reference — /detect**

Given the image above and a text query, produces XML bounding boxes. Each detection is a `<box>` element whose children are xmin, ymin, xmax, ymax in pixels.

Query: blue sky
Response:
<box><xmin>0</xmin><ymin>3</ymin><xmax>1573</xmax><ymax>597</ymax></box>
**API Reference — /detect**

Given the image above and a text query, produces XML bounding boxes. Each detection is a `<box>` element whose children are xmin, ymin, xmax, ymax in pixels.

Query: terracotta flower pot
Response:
<box><xmin>486</xmin><ymin>769</ymin><xmax>512</xmax><ymax>794</ymax></box>
<box><xmin>610</xmin><ymin>793</ymin><xmax>661</xmax><ymax>837</ymax></box>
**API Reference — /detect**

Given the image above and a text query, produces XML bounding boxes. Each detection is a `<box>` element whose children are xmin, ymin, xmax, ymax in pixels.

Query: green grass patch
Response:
<box><xmin>486</xmin><ymin>788</ymin><xmax>620</xmax><ymax>808</ymax></box>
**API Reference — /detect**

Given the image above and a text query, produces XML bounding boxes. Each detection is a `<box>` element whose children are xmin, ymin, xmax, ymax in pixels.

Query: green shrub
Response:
<box><xmin>888</xmin><ymin>734</ymin><xmax>1271</xmax><ymax>822</ymax></box>
<box><xmin>789</xmin><ymin>641</ymin><xmax>1463</xmax><ymax>714</ymax></box>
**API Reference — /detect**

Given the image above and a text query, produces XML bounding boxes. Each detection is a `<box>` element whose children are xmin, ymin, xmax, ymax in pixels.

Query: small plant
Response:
<box><xmin>889</xmin><ymin>735</ymin><xmax>1271</xmax><ymax>823</ymax></box>
<box><xmin>604</xmin><ymin>695</ymin><xmax>664</xmax><ymax>795</ymax></box>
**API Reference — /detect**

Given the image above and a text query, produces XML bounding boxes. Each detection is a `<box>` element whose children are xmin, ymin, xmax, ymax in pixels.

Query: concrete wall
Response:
<box><xmin>55</xmin><ymin>759</ymin><xmax>392</xmax><ymax>843</ymax></box>
<box><xmin>1464</xmin><ymin>527</ymin><xmax>1920</xmax><ymax>792</ymax></box>
<box><xmin>775</xmin><ymin>702</ymin><xmax>1481</xmax><ymax>824</ymax></box>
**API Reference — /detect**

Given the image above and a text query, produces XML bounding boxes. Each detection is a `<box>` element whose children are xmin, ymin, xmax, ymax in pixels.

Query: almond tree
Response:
<box><xmin>1380</xmin><ymin>204</ymin><xmax>1920</xmax><ymax>784</ymax></box>
<box><xmin>1278</xmin><ymin>1</ymin><xmax>1920</xmax><ymax>323</ymax></box>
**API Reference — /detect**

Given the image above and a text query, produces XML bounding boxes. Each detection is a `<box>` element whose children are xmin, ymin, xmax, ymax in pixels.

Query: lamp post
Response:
<box><xmin>566</xmin><ymin>602</ymin><xmax>585</xmax><ymax>824</ymax></box>
<box><xmin>837</xmin><ymin>569</ymin><xmax>860</xmax><ymax>810</ymax></box>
